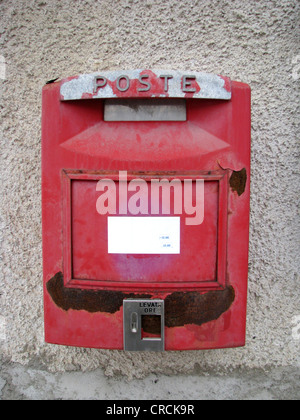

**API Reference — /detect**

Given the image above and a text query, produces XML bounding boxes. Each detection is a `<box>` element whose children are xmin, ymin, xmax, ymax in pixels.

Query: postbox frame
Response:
<box><xmin>62</xmin><ymin>169</ymin><xmax>229</xmax><ymax>292</ymax></box>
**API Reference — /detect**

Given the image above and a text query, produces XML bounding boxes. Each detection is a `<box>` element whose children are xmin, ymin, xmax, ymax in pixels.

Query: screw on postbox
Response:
<box><xmin>42</xmin><ymin>70</ymin><xmax>250</xmax><ymax>351</ymax></box>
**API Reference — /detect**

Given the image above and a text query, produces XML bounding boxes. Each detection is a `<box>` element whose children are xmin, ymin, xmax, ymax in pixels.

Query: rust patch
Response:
<box><xmin>164</xmin><ymin>287</ymin><xmax>235</xmax><ymax>328</ymax></box>
<box><xmin>46</xmin><ymin>272</ymin><xmax>150</xmax><ymax>314</ymax></box>
<box><xmin>47</xmin><ymin>272</ymin><xmax>235</xmax><ymax>331</ymax></box>
<box><xmin>229</xmin><ymin>168</ymin><xmax>247</xmax><ymax>196</ymax></box>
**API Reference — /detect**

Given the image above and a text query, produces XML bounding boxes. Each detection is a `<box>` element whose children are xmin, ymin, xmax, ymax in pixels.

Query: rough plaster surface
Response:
<box><xmin>0</xmin><ymin>0</ymin><xmax>299</xmax><ymax>381</ymax></box>
<box><xmin>0</xmin><ymin>357</ymin><xmax>299</xmax><ymax>400</ymax></box>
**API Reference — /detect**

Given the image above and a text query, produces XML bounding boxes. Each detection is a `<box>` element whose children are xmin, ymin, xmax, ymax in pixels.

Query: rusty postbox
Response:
<box><xmin>42</xmin><ymin>70</ymin><xmax>251</xmax><ymax>351</ymax></box>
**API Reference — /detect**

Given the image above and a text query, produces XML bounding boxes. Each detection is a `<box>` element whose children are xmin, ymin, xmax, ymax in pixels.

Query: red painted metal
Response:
<box><xmin>42</xmin><ymin>71</ymin><xmax>251</xmax><ymax>350</ymax></box>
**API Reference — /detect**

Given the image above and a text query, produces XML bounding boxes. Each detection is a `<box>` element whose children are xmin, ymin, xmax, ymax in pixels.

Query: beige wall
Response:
<box><xmin>0</xmin><ymin>0</ymin><xmax>299</xmax><ymax>377</ymax></box>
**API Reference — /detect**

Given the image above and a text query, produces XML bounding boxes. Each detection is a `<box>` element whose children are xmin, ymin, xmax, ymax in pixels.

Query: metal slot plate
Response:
<box><xmin>123</xmin><ymin>299</ymin><xmax>165</xmax><ymax>351</ymax></box>
<box><xmin>104</xmin><ymin>98</ymin><xmax>186</xmax><ymax>121</ymax></box>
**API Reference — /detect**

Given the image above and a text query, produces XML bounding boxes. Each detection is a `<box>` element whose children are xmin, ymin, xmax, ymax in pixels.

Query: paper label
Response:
<box><xmin>108</xmin><ymin>217</ymin><xmax>180</xmax><ymax>254</ymax></box>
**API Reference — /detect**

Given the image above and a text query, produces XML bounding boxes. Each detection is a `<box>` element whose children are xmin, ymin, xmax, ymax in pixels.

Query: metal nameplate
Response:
<box><xmin>123</xmin><ymin>299</ymin><xmax>165</xmax><ymax>352</ymax></box>
<box><xmin>60</xmin><ymin>70</ymin><xmax>231</xmax><ymax>101</ymax></box>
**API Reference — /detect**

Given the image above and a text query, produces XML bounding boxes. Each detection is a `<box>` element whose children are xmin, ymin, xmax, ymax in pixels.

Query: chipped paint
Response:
<box><xmin>60</xmin><ymin>70</ymin><xmax>232</xmax><ymax>101</ymax></box>
<box><xmin>230</xmin><ymin>168</ymin><xmax>247</xmax><ymax>196</ymax></box>
<box><xmin>164</xmin><ymin>287</ymin><xmax>235</xmax><ymax>329</ymax></box>
<box><xmin>217</xmin><ymin>161</ymin><xmax>247</xmax><ymax>196</ymax></box>
<box><xmin>46</xmin><ymin>272</ymin><xmax>151</xmax><ymax>314</ymax></box>
<box><xmin>47</xmin><ymin>272</ymin><xmax>235</xmax><ymax>332</ymax></box>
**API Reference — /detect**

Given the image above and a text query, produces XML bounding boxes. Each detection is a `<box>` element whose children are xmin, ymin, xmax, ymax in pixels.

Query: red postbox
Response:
<box><xmin>42</xmin><ymin>70</ymin><xmax>251</xmax><ymax>351</ymax></box>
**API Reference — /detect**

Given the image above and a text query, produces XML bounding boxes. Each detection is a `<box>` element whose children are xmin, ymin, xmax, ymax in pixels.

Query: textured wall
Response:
<box><xmin>0</xmin><ymin>0</ymin><xmax>299</xmax><ymax>378</ymax></box>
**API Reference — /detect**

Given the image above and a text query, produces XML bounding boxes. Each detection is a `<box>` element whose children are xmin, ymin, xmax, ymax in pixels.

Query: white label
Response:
<box><xmin>108</xmin><ymin>217</ymin><xmax>180</xmax><ymax>254</ymax></box>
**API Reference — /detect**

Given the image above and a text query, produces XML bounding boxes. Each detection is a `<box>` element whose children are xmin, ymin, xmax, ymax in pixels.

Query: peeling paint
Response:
<box><xmin>46</xmin><ymin>272</ymin><xmax>151</xmax><ymax>314</ymax></box>
<box><xmin>164</xmin><ymin>287</ymin><xmax>235</xmax><ymax>329</ymax></box>
<box><xmin>230</xmin><ymin>168</ymin><xmax>247</xmax><ymax>196</ymax></box>
<box><xmin>60</xmin><ymin>70</ymin><xmax>232</xmax><ymax>101</ymax></box>
<box><xmin>47</xmin><ymin>272</ymin><xmax>235</xmax><ymax>332</ymax></box>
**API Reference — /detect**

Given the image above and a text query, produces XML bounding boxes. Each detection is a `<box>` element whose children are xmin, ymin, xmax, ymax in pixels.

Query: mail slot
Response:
<box><xmin>42</xmin><ymin>70</ymin><xmax>251</xmax><ymax>350</ymax></box>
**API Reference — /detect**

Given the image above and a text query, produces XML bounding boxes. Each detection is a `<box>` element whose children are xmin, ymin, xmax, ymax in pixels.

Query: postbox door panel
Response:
<box><xmin>64</xmin><ymin>173</ymin><xmax>227</xmax><ymax>289</ymax></box>
<box><xmin>42</xmin><ymin>71</ymin><xmax>250</xmax><ymax>350</ymax></box>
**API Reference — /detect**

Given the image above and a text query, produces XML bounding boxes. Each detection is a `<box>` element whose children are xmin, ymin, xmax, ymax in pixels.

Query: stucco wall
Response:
<box><xmin>0</xmin><ymin>0</ymin><xmax>299</xmax><ymax>378</ymax></box>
